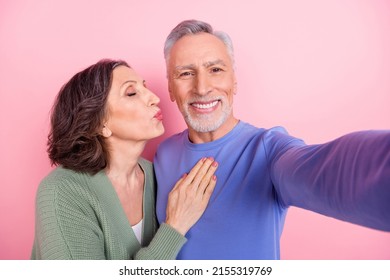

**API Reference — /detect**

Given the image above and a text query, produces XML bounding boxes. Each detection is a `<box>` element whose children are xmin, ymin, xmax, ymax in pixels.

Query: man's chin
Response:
<box><xmin>186</xmin><ymin>120</ymin><xmax>224</xmax><ymax>133</ymax></box>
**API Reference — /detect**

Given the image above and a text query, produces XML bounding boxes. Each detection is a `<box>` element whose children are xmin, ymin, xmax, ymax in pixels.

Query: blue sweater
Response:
<box><xmin>154</xmin><ymin>121</ymin><xmax>390</xmax><ymax>259</ymax></box>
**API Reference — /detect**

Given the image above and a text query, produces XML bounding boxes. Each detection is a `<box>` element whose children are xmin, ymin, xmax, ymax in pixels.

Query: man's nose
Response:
<box><xmin>194</xmin><ymin>72</ymin><xmax>212</xmax><ymax>96</ymax></box>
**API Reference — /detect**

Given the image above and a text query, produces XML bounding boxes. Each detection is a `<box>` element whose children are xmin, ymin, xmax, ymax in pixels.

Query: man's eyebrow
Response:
<box><xmin>174</xmin><ymin>60</ymin><xmax>227</xmax><ymax>71</ymax></box>
<box><xmin>203</xmin><ymin>59</ymin><xmax>226</xmax><ymax>68</ymax></box>
<box><xmin>174</xmin><ymin>64</ymin><xmax>196</xmax><ymax>71</ymax></box>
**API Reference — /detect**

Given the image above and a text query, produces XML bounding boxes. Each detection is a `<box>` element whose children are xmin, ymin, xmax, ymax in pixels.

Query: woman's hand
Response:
<box><xmin>165</xmin><ymin>157</ymin><xmax>218</xmax><ymax>236</ymax></box>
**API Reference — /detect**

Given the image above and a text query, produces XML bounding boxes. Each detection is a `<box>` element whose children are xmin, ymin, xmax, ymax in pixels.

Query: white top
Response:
<box><xmin>132</xmin><ymin>219</ymin><xmax>143</xmax><ymax>244</ymax></box>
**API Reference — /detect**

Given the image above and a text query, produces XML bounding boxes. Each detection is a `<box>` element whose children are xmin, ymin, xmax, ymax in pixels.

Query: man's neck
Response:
<box><xmin>188</xmin><ymin>117</ymin><xmax>239</xmax><ymax>144</ymax></box>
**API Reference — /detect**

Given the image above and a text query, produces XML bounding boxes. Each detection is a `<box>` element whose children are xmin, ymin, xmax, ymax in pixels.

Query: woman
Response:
<box><xmin>31</xmin><ymin>59</ymin><xmax>218</xmax><ymax>259</ymax></box>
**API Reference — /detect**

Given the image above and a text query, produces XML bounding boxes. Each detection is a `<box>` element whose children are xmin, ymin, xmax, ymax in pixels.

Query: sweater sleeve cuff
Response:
<box><xmin>139</xmin><ymin>223</ymin><xmax>187</xmax><ymax>259</ymax></box>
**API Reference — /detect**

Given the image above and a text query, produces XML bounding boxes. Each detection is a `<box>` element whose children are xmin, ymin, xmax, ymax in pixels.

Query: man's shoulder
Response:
<box><xmin>238</xmin><ymin>121</ymin><xmax>289</xmax><ymax>138</ymax></box>
<box><xmin>157</xmin><ymin>130</ymin><xmax>188</xmax><ymax>149</ymax></box>
<box><xmin>156</xmin><ymin>124</ymin><xmax>291</xmax><ymax>149</ymax></box>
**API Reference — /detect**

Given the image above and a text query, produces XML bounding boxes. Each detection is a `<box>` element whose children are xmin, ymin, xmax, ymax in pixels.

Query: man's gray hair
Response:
<box><xmin>164</xmin><ymin>19</ymin><xmax>235</xmax><ymax>67</ymax></box>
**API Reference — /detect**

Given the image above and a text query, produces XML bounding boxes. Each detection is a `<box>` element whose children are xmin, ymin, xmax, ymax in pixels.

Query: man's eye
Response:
<box><xmin>176</xmin><ymin>71</ymin><xmax>195</xmax><ymax>80</ymax></box>
<box><xmin>126</xmin><ymin>92</ymin><xmax>136</xmax><ymax>97</ymax></box>
<box><xmin>211</xmin><ymin>67</ymin><xmax>222</xmax><ymax>73</ymax></box>
<box><xmin>179</xmin><ymin>72</ymin><xmax>193</xmax><ymax>77</ymax></box>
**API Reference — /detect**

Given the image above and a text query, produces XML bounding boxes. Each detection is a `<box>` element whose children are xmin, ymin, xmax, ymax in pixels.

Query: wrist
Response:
<box><xmin>165</xmin><ymin>219</ymin><xmax>188</xmax><ymax>236</ymax></box>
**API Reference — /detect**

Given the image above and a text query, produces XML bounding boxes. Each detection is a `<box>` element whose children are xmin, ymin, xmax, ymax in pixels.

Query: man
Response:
<box><xmin>154</xmin><ymin>19</ymin><xmax>390</xmax><ymax>259</ymax></box>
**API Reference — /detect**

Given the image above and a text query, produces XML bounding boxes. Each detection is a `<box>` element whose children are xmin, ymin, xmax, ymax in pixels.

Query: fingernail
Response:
<box><xmin>212</xmin><ymin>161</ymin><xmax>218</xmax><ymax>167</ymax></box>
<box><xmin>182</xmin><ymin>173</ymin><xmax>188</xmax><ymax>178</ymax></box>
<box><xmin>208</xmin><ymin>157</ymin><xmax>214</xmax><ymax>161</ymax></box>
<box><xmin>202</xmin><ymin>157</ymin><xmax>207</xmax><ymax>162</ymax></box>
<box><xmin>213</xmin><ymin>175</ymin><xmax>217</xmax><ymax>181</ymax></box>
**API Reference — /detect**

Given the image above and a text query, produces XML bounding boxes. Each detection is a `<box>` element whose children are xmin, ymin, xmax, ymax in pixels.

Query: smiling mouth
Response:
<box><xmin>191</xmin><ymin>100</ymin><xmax>219</xmax><ymax>110</ymax></box>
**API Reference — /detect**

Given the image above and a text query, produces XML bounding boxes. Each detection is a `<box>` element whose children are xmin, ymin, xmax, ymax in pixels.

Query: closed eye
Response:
<box><xmin>126</xmin><ymin>92</ymin><xmax>136</xmax><ymax>97</ymax></box>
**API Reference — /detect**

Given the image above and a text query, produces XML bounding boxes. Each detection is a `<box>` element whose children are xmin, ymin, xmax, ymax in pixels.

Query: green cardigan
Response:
<box><xmin>31</xmin><ymin>158</ymin><xmax>187</xmax><ymax>259</ymax></box>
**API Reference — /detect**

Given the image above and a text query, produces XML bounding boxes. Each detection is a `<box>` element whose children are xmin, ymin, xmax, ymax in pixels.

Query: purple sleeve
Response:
<box><xmin>270</xmin><ymin>130</ymin><xmax>390</xmax><ymax>231</ymax></box>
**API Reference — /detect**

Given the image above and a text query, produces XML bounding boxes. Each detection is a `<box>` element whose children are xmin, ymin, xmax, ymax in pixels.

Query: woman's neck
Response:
<box><xmin>105</xmin><ymin>139</ymin><xmax>146</xmax><ymax>189</ymax></box>
<box><xmin>105</xmin><ymin>147</ymin><xmax>145</xmax><ymax>227</ymax></box>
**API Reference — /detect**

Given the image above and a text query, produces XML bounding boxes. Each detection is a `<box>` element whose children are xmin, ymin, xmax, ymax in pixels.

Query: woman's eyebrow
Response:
<box><xmin>121</xmin><ymin>79</ymin><xmax>145</xmax><ymax>88</ymax></box>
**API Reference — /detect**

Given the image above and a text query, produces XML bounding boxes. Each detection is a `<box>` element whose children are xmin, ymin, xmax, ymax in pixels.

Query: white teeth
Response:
<box><xmin>192</xmin><ymin>101</ymin><xmax>218</xmax><ymax>109</ymax></box>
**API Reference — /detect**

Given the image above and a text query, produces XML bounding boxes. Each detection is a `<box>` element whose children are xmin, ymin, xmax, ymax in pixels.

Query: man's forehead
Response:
<box><xmin>170</xmin><ymin>35</ymin><xmax>231</xmax><ymax>67</ymax></box>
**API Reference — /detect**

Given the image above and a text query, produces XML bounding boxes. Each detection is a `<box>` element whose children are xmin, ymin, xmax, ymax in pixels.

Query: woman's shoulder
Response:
<box><xmin>37</xmin><ymin>166</ymin><xmax>93</xmax><ymax>199</ymax></box>
<box><xmin>40</xmin><ymin>166</ymin><xmax>85</xmax><ymax>184</ymax></box>
<box><xmin>138</xmin><ymin>157</ymin><xmax>156</xmax><ymax>192</ymax></box>
<box><xmin>138</xmin><ymin>157</ymin><xmax>153</xmax><ymax>174</ymax></box>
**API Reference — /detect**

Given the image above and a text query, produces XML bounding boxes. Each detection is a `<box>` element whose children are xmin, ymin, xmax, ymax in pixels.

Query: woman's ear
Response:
<box><xmin>101</xmin><ymin>125</ymin><xmax>112</xmax><ymax>138</ymax></box>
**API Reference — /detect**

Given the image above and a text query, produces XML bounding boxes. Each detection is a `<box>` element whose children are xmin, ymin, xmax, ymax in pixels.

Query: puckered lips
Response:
<box><xmin>190</xmin><ymin>99</ymin><xmax>220</xmax><ymax>113</ymax></box>
<box><xmin>153</xmin><ymin>109</ymin><xmax>163</xmax><ymax>121</ymax></box>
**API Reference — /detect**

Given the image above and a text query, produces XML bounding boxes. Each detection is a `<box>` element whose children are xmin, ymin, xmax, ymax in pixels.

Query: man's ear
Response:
<box><xmin>169</xmin><ymin>92</ymin><xmax>175</xmax><ymax>102</ymax></box>
<box><xmin>168</xmin><ymin>84</ymin><xmax>175</xmax><ymax>102</ymax></box>
<box><xmin>101</xmin><ymin>125</ymin><xmax>112</xmax><ymax>138</ymax></box>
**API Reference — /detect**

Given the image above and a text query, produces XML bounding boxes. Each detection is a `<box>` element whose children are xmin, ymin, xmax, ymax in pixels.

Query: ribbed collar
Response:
<box><xmin>183</xmin><ymin>120</ymin><xmax>245</xmax><ymax>151</ymax></box>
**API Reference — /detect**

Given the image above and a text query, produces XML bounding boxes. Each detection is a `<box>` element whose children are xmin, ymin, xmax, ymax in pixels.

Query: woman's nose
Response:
<box><xmin>147</xmin><ymin>89</ymin><xmax>160</xmax><ymax>106</ymax></box>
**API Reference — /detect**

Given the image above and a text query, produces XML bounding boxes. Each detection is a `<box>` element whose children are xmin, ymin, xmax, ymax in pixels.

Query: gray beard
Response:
<box><xmin>183</xmin><ymin>103</ymin><xmax>232</xmax><ymax>133</ymax></box>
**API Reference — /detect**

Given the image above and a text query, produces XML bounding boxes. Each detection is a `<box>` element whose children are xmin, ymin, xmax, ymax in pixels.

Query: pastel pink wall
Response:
<box><xmin>1</xmin><ymin>0</ymin><xmax>389</xmax><ymax>259</ymax></box>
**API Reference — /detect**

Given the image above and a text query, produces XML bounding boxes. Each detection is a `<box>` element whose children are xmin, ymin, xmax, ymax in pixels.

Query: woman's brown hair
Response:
<box><xmin>48</xmin><ymin>59</ymin><xmax>129</xmax><ymax>174</ymax></box>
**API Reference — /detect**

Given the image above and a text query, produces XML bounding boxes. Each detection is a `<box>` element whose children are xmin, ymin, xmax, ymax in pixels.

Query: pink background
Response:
<box><xmin>1</xmin><ymin>0</ymin><xmax>389</xmax><ymax>260</ymax></box>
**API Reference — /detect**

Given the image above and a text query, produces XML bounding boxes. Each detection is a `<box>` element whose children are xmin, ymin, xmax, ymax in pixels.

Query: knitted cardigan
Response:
<box><xmin>31</xmin><ymin>158</ymin><xmax>186</xmax><ymax>259</ymax></box>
